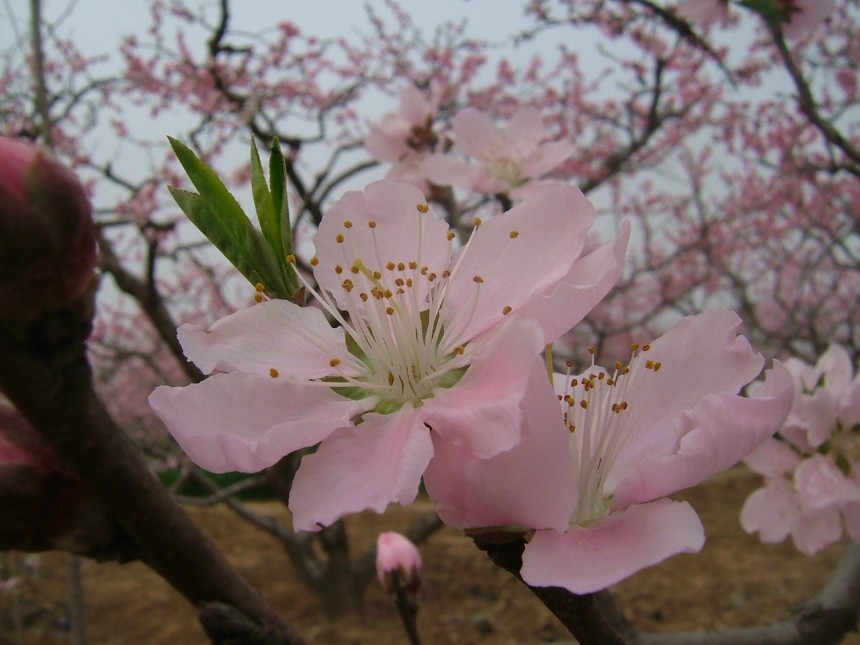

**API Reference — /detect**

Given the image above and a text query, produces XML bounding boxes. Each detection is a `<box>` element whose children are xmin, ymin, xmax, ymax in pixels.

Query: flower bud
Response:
<box><xmin>0</xmin><ymin>405</ymin><xmax>129</xmax><ymax>560</ymax></box>
<box><xmin>376</xmin><ymin>531</ymin><xmax>422</xmax><ymax>595</ymax></box>
<box><xmin>0</xmin><ymin>137</ymin><xmax>97</xmax><ymax>320</ymax></box>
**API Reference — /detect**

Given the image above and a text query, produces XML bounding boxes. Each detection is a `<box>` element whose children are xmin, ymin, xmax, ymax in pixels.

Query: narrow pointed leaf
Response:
<box><xmin>269</xmin><ymin>138</ymin><xmax>294</xmax><ymax>258</ymax></box>
<box><xmin>249</xmin><ymin>139</ymin><xmax>280</xmax><ymax>257</ymax></box>
<box><xmin>168</xmin><ymin>187</ymin><xmax>289</xmax><ymax>297</ymax></box>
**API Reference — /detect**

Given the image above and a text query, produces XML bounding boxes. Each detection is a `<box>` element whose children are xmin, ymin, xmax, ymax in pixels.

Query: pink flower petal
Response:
<box><xmin>313</xmin><ymin>180</ymin><xmax>451</xmax><ymax>311</ymax></box>
<box><xmin>743</xmin><ymin>437</ymin><xmax>801</xmax><ymax>477</ymax></box>
<box><xmin>421</xmin><ymin>155</ymin><xmax>480</xmax><ymax>189</ymax></box>
<box><xmin>148</xmin><ymin>373</ymin><xmax>364</xmax><ymax>473</ymax></box>
<box><xmin>522</xmin><ymin>140</ymin><xmax>576</xmax><ymax>178</ymax></box>
<box><xmin>521</xmin><ymin>498</ymin><xmax>704</xmax><ymax>594</ymax></box>
<box><xmin>792</xmin><ymin>508</ymin><xmax>842</xmax><ymax>555</ymax></box>
<box><xmin>525</xmin><ymin>222</ymin><xmax>629</xmax><ymax>343</ymax></box>
<box><xmin>423</xmin><ymin>359</ymin><xmax>577</xmax><ymax>532</ymax></box>
<box><xmin>610</xmin><ymin>311</ymin><xmax>765</xmax><ymax>476</ymax></box>
<box><xmin>795</xmin><ymin>454</ymin><xmax>860</xmax><ymax>510</ymax></box>
<box><xmin>443</xmin><ymin>184</ymin><xmax>594</xmax><ymax>342</ymax></box>
<box><xmin>178</xmin><ymin>299</ymin><xmax>356</xmax><ymax>378</ymax></box>
<box><xmin>451</xmin><ymin>108</ymin><xmax>502</xmax><ymax>156</ymax></box>
<box><xmin>740</xmin><ymin>479</ymin><xmax>798</xmax><ymax>543</ymax></box>
<box><xmin>611</xmin><ymin>362</ymin><xmax>793</xmax><ymax>507</ymax></box>
<box><xmin>289</xmin><ymin>406</ymin><xmax>433</xmax><ymax>531</ymax></box>
<box><xmin>422</xmin><ymin>318</ymin><xmax>544</xmax><ymax>458</ymax></box>
<box><xmin>506</xmin><ymin>108</ymin><xmax>545</xmax><ymax>156</ymax></box>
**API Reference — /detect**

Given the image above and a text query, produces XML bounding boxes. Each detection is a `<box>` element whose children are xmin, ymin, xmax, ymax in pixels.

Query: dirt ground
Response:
<box><xmin>1</xmin><ymin>466</ymin><xmax>857</xmax><ymax>644</ymax></box>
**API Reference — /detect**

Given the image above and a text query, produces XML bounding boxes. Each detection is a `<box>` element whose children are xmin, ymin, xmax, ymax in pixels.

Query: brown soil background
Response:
<box><xmin>2</xmin><ymin>466</ymin><xmax>858</xmax><ymax>644</ymax></box>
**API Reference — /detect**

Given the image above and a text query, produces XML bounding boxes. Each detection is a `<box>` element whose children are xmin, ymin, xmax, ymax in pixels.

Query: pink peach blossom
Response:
<box><xmin>423</xmin><ymin>107</ymin><xmax>575</xmax><ymax>200</ymax></box>
<box><xmin>426</xmin><ymin>311</ymin><xmax>793</xmax><ymax>593</ymax></box>
<box><xmin>741</xmin><ymin>344</ymin><xmax>860</xmax><ymax>554</ymax></box>
<box><xmin>365</xmin><ymin>84</ymin><xmax>443</xmax><ymax>191</ymax></box>
<box><xmin>150</xmin><ymin>179</ymin><xmax>629</xmax><ymax>531</ymax></box>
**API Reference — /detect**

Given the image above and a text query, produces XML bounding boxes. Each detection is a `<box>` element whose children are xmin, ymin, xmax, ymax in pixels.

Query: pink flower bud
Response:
<box><xmin>0</xmin><ymin>137</ymin><xmax>96</xmax><ymax>320</ymax></box>
<box><xmin>376</xmin><ymin>531</ymin><xmax>422</xmax><ymax>595</ymax></box>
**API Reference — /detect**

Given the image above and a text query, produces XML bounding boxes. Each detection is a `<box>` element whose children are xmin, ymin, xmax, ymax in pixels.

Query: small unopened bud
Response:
<box><xmin>376</xmin><ymin>531</ymin><xmax>422</xmax><ymax>595</ymax></box>
<box><xmin>0</xmin><ymin>137</ymin><xmax>97</xmax><ymax>320</ymax></box>
<box><xmin>0</xmin><ymin>406</ymin><xmax>129</xmax><ymax>560</ymax></box>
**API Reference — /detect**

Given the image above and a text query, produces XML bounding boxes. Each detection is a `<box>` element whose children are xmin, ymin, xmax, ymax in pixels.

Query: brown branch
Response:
<box><xmin>0</xmin><ymin>294</ymin><xmax>303</xmax><ymax>644</ymax></box>
<box><xmin>771</xmin><ymin>29</ymin><xmax>860</xmax><ymax>177</ymax></box>
<box><xmin>472</xmin><ymin>535</ymin><xmax>626</xmax><ymax>644</ymax></box>
<box><xmin>97</xmin><ymin>230</ymin><xmax>204</xmax><ymax>383</ymax></box>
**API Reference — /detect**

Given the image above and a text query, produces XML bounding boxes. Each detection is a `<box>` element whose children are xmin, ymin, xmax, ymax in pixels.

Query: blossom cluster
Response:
<box><xmin>741</xmin><ymin>345</ymin><xmax>860</xmax><ymax>554</ymax></box>
<box><xmin>151</xmin><ymin>157</ymin><xmax>794</xmax><ymax>593</ymax></box>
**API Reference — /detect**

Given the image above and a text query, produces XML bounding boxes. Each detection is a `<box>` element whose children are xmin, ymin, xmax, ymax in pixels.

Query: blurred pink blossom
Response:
<box><xmin>427</xmin><ymin>311</ymin><xmax>793</xmax><ymax>593</ymax></box>
<box><xmin>365</xmin><ymin>84</ymin><xmax>444</xmax><ymax>191</ymax></box>
<box><xmin>423</xmin><ymin>107</ymin><xmax>575</xmax><ymax>200</ymax></box>
<box><xmin>741</xmin><ymin>344</ymin><xmax>860</xmax><ymax>554</ymax></box>
<box><xmin>150</xmin><ymin>179</ymin><xmax>628</xmax><ymax>531</ymax></box>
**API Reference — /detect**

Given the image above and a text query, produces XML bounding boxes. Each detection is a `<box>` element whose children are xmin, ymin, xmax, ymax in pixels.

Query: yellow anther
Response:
<box><xmin>502</xmin><ymin>305</ymin><xmax>512</xmax><ymax>315</ymax></box>
<box><xmin>598</xmin><ymin>372</ymin><xmax>605</xmax><ymax>381</ymax></box>
<box><xmin>653</xmin><ymin>362</ymin><xmax>662</xmax><ymax>372</ymax></box>
<box><xmin>343</xmin><ymin>220</ymin><xmax>354</xmax><ymax>228</ymax></box>
<box><xmin>269</xmin><ymin>368</ymin><xmax>279</xmax><ymax>378</ymax></box>
<box><xmin>397</xmin><ymin>262</ymin><xmax>406</xmax><ymax>271</ymax></box>
<box><xmin>330</xmin><ymin>358</ymin><xmax>341</xmax><ymax>367</ymax></box>
<box><xmin>359</xmin><ymin>292</ymin><xmax>369</xmax><ymax>301</ymax></box>
<box><xmin>473</xmin><ymin>275</ymin><xmax>484</xmax><ymax>284</ymax></box>
<box><xmin>454</xmin><ymin>345</ymin><xmax>465</xmax><ymax>355</ymax></box>
<box><xmin>342</xmin><ymin>279</ymin><xmax>355</xmax><ymax>292</ymax></box>
<box><xmin>441</xmin><ymin>270</ymin><xmax>451</xmax><ymax>278</ymax></box>
<box><xmin>557</xmin><ymin>394</ymin><xmax>563</xmax><ymax>401</ymax></box>
<box><xmin>642</xmin><ymin>344</ymin><xmax>651</xmax><ymax>351</ymax></box>
<box><xmin>395</xmin><ymin>278</ymin><xmax>405</xmax><ymax>287</ymax></box>
<box><xmin>565</xmin><ymin>360</ymin><xmax>573</xmax><ymax>368</ymax></box>
<box><xmin>368</xmin><ymin>220</ymin><xmax>377</xmax><ymax>229</ymax></box>
<box><xmin>335</xmin><ymin>264</ymin><xmax>343</xmax><ymax>274</ymax></box>
<box><xmin>351</xmin><ymin>265</ymin><xmax>360</xmax><ymax>274</ymax></box>
<box><xmin>384</xmin><ymin>289</ymin><xmax>393</xmax><ymax>298</ymax></box>
<box><xmin>405</xmin><ymin>278</ymin><xmax>413</xmax><ymax>287</ymax></box>
<box><xmin>386</xmin><ymin>306</ymin><xmax>395</xmax><ymax>315</ymax></box>
<box><xmin>428</xmin><ymin>272</ymin><xmax>437</xmax><ymax>281</ymax></box>
<box><xmin>420</xmin><ymin>266</ymin><xmax>428</xmax><ymax>275</ymax></box>
<box><xmin>386</xmin><ymin>261</ymin><xmax>396</xmax><ymax>270</ymax></box>
<box><xmin>614</xmin><ymin>360</ymin><xmax>623</xmax><ymax>371</ymax></box>
<box><xmin>473</xmin><ymin>217</ymin><xmax>483</xmax><ymax>227</ymax></box>
<box><xmin>255</xmin><ymin>282</ymin><xmax>265</xmax><ymax>292</ymax></box>
<box><xmin>509</xmin><ymin>230</ymin><xmax>519</xmax><ymax>239</ymax></box>
<box><xmin>309</xmin><ymin>257</ymin><xmax>319</xmax><ymax>267</ymax></box>
<box><xmin>373</xmin><ymin>271</ymin><xmax>382</xmax><ymax>280</ymax></box>
<box><xmin>569</xmin><ymin>424</ymin><xmax>577</xmax><ymax>433</ymax></box>
<box><xmin>588</xmin><ymin>347</ymin><xmax>596</xmax><ymax>355</ymax></box>
<box><xmin>630</xmin><ymin>343</ymin><xmax>640</xmax><ymax>352</ymax></box>
<box><xmin>580</xmin><ymin>400</ymin><xmax>588</xmax><ymax>409</ymax></box>
<box><xmin>447</xmin><ymin>231</ymin><xmax>456</xmax><ymax>241</ymax></box>
<box><xmin>416</xmin><ymin>203</ymin><xmax>429</xmax><ymax>213</ymax></box>
<box><xmin>410</xmin><ymin>261</ymin><xmax>419</xmax><ymax>270</ymax></box>
<box><xmin>571</xmin><ymin>378</ymin><xmax>578</xmax><ymax>386</ymax></box>
<box><xmin>645</xmin><ymin>360</ymin><xmax>654</xmax><ymax>369</ymax></box>
<box><xmin>254</xmin><ymin>293</ymin><xmax>263</xmax><ymax>303</ymax></box>
<box><xmin>335</xmin><ymin>234</ymin><xmax>344</xmax><ymax>244</ymax></box>
<box><xmin>286</xmin><ymin>254</ymin><xmax>296</xmax><ymax>264</ymax></box>
<box><xmin>388</xmin><ymin>373</ymin><xmax>395</xmax><ymax>386</ymax></box>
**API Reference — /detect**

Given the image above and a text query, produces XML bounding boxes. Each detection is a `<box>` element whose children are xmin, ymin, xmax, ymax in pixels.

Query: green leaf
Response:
<box><xmin>169</xmin><ymin>187</ymin><xmax>289</xmax><ymax>296</ymax></box>
<box><xmin>269</xmin><ymin>138</ymin><xmax>293</xmax><ymax>258</ymax></box>
<box><xmin>249</xmin><ymin>139</ymin><xmax>280</xmax><ymax>257</ymax></box>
